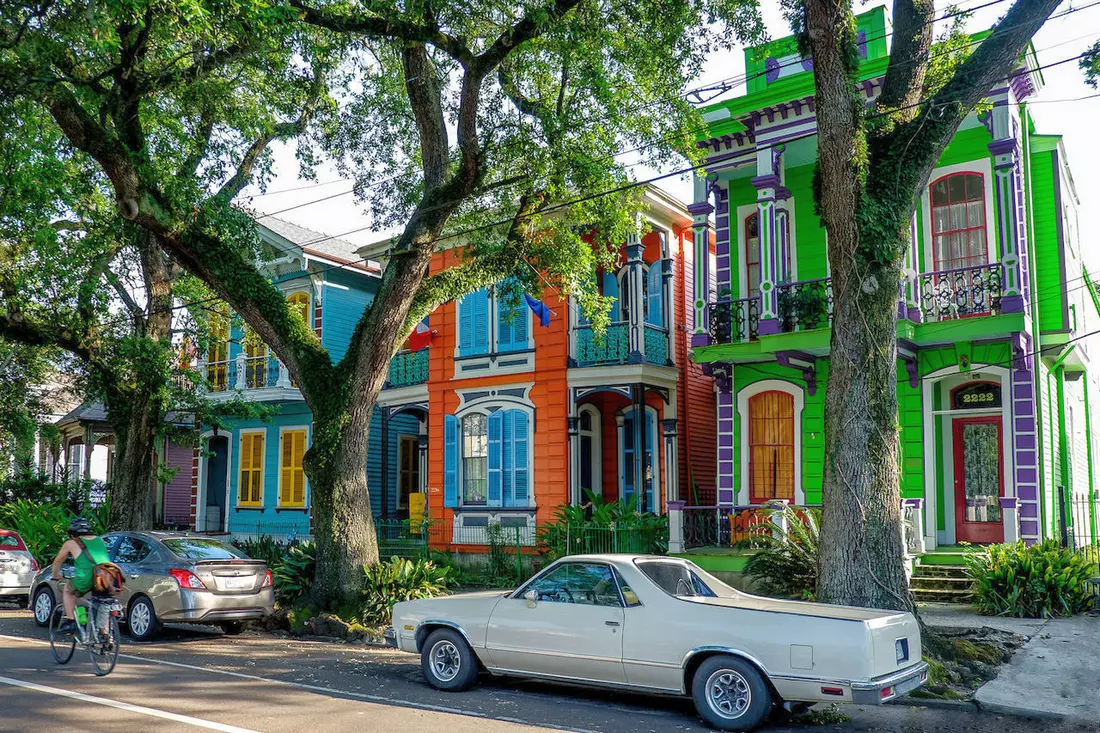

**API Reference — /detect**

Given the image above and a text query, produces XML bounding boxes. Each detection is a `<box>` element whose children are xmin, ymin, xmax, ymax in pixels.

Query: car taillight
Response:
<box><xmin>168</xmin><ymin>568</ymin><xmax>207</xmax><ymax>589</ymax></box>
<box><xmin>29</xmin><ymin>558</ymin><xmax>38</xmax><ymax>572</ymax></box>
<box><xmin>261</xmin><ymin>570</ymin><xmax>273</xmax><ymax>588</ymax></box>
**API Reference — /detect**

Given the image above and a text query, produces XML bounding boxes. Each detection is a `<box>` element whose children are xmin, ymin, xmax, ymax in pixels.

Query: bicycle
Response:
<box><xmin>49</xmin><ymin>577</ymin><xmax>123</xmax><ymax>676</ymax></box>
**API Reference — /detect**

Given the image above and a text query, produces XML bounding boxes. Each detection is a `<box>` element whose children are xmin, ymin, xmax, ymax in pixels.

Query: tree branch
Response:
<box><xmin>105</xmin><ymin>271</ymin><xmax>144</xmax><ymax>324</ymax></box>
<box><xmin>878</xmin><ymin>0</ymin><xmax>934</xmax><ymax>113</ymax></box>
<box><xmin>402</xmin><ymin>44</ymin><xmax>450</xmax><ymax>190</ymax></box>
<box><xmin>474</xmin><ymin>0</ymin><xmax>582</xmax><ymax>75</ymax></box>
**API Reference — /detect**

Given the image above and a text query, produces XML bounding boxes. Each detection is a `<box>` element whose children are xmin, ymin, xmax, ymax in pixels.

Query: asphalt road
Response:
<box><xmin>0</xmin><ymin>608</ymin><xmax>1092</xmax><ymax>733</ymax></box>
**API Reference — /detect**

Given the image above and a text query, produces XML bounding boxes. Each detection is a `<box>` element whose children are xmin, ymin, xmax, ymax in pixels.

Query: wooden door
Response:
<box><xmin>952</xmin><ymin>416</ymin><xmax>1005</xmax><ymax>543</ymax></box>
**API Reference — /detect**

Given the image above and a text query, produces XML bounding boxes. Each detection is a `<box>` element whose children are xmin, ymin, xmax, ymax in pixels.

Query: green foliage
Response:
<box><xmin>743</xmin><ymin>506</ymin><xmax>821</xmax><ymax>600</ymax></box>
<box><xmin>0</xmin><ymin>472</ymin><xmax>100</xmax><ymax>510</ymax></box>
<box><xmin>1082</xmin><ymin>40</ymin><xmax>1100</xmax><ymax>89</ymax></box>
<box><xmin>273</xmin><ymin>541</ymin><xmax>316</xmax><ymax>604</ymax></box>
<box><xmin>538</xmin><ymin>490</ymin><xmax>668</xmax><ymax>559</ymax></box>
<box><xmin>359</xmin><ymin>557</ymin><xmax>452</xmax><ymax>625</ymax></box>
<box><xmin>0</xmin><ymin>498</ymin><xmax>111</xmax><ymax>565</ymax></box>
<box><xmin>966</xmin><ymin>540</ymin><xmax>1098</xmax><ymax>618</ymax></box>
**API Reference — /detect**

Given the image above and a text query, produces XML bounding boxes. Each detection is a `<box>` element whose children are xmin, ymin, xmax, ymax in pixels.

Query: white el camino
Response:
<box><xmin>387</xmin><ymin>554</ymin><xmax>928</xmax><ymax>731</ymax></box>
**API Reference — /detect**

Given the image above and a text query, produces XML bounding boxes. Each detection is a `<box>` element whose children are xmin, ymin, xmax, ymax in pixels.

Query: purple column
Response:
<box><xmin>717</xmin><ymin>380</ymin><xmax>736</xmax><ymax>506</ymax></box>
<box><xmin>1011</xmin><ymin>364</ymin><xmax>1040</xmax><ymax>543</ymax></box>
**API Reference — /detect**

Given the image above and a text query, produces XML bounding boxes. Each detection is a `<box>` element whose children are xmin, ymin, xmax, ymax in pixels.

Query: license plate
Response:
<box><xmin>219</xmin><ymin>576</ymin><xmax>254</xmax><ymax>590</ymax></box>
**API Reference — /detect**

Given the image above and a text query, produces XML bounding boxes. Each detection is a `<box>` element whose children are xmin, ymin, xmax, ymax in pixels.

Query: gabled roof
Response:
<box><xmin>56</xmin><ymin>401</ymin><xmax>193</xmax><ymax>429</ymax></box>
<box><xmin>254</xmin><ymin>215</ymin><xmax>382</xmax><ymax>276</ymax></box>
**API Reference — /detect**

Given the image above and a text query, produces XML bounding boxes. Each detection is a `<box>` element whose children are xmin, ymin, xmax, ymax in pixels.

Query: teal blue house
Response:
<box><xmin>188</xmin><ymin>217</ymin><xmax>424</xmax><ymax>539</ymax></box>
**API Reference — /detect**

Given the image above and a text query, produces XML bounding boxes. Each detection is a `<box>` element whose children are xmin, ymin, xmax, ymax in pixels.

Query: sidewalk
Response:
<box><xmin>921</xmin><ymin>603</ymin><xmax>1100</xmax><ymax>726</ymax></box>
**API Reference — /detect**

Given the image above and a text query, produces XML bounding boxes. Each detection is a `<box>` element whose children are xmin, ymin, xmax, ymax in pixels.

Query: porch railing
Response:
<box><xmin>1057</xmin><ymin>485</ymin><xmax>1100</xmax><ymax>567</ymax></box>
<box><xmin>574</xmin><ymin>321</ymin><xmax>629</xmax><ymax>365</ymax></box>
<box><xmin>197</xmin><ymin>354</ymin><xmax>293</xmax><ymax>393</ymax></box>
<box><xmin>777</xmin><ymin>277</ymin><xmax>834</xmax><ymax>332</ymax></box>
<box><xmin>709</xmin><ymin>296</ymin><xmax>760</xmax><ymax>344</ymax></box>
<box><xmin>386</xmin><ymin>348</ymin><xmax>429</xmax><ymax>388</ymax></box>
<box><xmin>681</xmin><ymin>505</ymin><xmax>790</xmax><ymax>550</ymax></box>
<box><xmin>644</xmin><ymin>324</ymin><xmax>671</xmax><ymax>365</ymax></box>
<box><xmin>918</xmin><ymin>263</ymin><xmax>1003</xmax><ymax>322</ymax></box>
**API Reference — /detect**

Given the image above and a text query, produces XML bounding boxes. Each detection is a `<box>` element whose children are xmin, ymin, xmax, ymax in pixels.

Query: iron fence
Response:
<box><xmin>681</xmin><ymin>505</ymin><xmax>799</xmax><ymax>550</ymax></box>
<box><xmin>777</xmin><ymin>277</ymin><xmax>833</xmax><ymax>332</ymax></box>
<box><xmin>1057</xmin><ymin>485</ymin><xmax>1100</xmax><ymax>568</ymax></box>
<box><xmin>709</xmin><ymin>296</ymin><xmax>759</xmax><ymax>344</ymax></box>
<box><xmin>574</xmin><ymin>322</ymin><xmax>630</xmax><ymax>365</ymax></box>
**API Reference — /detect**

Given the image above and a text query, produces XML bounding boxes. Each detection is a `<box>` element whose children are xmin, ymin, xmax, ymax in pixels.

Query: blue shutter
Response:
<box><xmin>621</xmin><ymin>415</ymin><xmax>634</xmax><ymax>501</ymax></box>
<box><xmin>472</xmin><ymin>288</ymin><xmax>490</xmax><ymax>355</ymax></box>
<box><xmin>511</xmin><ymin>410</ymin><xmax>529</xmax><ymax>506</ymax></box>
<box><xmin>458</xmin><ymin>295</ymin><xmax>474</xmax><ymax>354</ymax></box>
<box><xmin>644</xmin><ymin>410</ymin><xmax>656</xmax><ymax>513</ymax></box>
<box><xmin>511</xmin><ymin>300</ymin><xmax>528</xmax><ymax>349</ymax></box>
<box><xmin>444</xmin><ymin>415</ymin><xmax>458</xmax><ymax>508</ymax></box>
<box><xmin>602</xmin><ymin>271</ymin><xmax>620</xmax><ymax>321</ymax></box>
<box><xmin>646</xmin><ymin>264</ymin><xmax>664</xmax><ymax>327</ymax></box>
<box><xmin>487</xmin><ymin>412</ymin><xmax>503</xmax><ymax>507</ymax></box>
<box><xmin>501</xmin><ymin>410</ymin><xmax>513</xmax><ymax>505</ymax></box>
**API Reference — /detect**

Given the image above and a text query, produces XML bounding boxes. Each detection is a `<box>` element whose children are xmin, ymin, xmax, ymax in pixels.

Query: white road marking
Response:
<box><xmin>0</xmin><ymin>674</ymin><xmax>260</xmax><ymax>733</ymax></box>
<box><xmin>0</xmin><ymin>634</ymin><xmax>602</xmax><ymax>733</ymax></box>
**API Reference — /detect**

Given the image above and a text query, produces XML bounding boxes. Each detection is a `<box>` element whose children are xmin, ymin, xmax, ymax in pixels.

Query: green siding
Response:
<box><xmin>1029</xmin><ymin>147</ymin><xmax>1064</xmax><ymax>333</ymax></box>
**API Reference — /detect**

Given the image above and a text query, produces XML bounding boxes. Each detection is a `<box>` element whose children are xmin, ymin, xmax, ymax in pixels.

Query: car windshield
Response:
<box><xmin>0</xmin><ymin>534</ymin><xmax>21</xmax><ymax>548</ymax></box>
<box><xmin>636</xmin><ymin>560</ymin><xmax>718</xmax><ymax>598</ymax></box>
<box><xmin>162</xmin><ymin>538</ymin><xmax>247</xmax><ymax>560</ymax></box>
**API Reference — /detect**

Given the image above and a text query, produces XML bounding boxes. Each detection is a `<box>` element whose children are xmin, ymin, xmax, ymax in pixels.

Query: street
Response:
<box><xmin>0</xmin><ymin>609</ymin><xmax>1091</xmax><ymax>733</ymax></box>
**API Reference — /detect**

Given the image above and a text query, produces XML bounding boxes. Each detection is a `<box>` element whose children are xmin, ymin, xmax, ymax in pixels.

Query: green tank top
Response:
<box><xmin>73</xmin><ymin>537</ymin><xmax>110</xmax><ymax>592</ymax></box>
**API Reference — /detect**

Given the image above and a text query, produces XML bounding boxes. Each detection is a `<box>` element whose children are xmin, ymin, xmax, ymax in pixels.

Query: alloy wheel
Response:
<box><xmin>706</xmin><ymin>668</ymin><xmax>752</xmax><ymax>719</ymax></box>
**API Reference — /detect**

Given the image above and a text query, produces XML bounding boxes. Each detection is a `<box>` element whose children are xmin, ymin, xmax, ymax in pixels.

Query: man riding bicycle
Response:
<box><xmin>50</xmin><ymin>518</ymin><xmax>110</xmax><ymax>634</ymax></box>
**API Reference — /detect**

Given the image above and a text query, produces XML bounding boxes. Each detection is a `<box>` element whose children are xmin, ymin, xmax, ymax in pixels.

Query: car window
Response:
<box><xmin>0</xmin><ymin>534</ymin><xmax>21</xmax><ymax>549</ymax></box>
<box><xmin>101</xmin><ymin>535</ymin><xmax>121</xmax><ymax>554</ymax></box>
<box><xmin>113</xmin><ymin>537</ymin><xmax>153</xmax><ymax>564</ymax></box>
<box><xmin>611</xmin><ymin>567</ymin><xmax>641</xmax><ymax>607</ymax></box>
<box><xmin>525</xmin><ymin>562</ymin><xmax>622</xmax><ymax>607</ymax></box>
<box><xmin>162</xmin><ymin>538</ymin><xmax>247</xmax><ymax>560</ymax></box>
<box><xmin>636</xmin><ymin>560</ymin><xmax>718</xmax><ymax>599</ymax></box>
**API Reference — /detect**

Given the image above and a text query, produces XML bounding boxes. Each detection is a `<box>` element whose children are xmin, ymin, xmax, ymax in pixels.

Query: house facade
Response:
<box><xmin>688</xmin><ymin>6</ymin><xmax>1100</xmax><ymax>551</ymax></box>
<box><xmin>362</xmin><ymin>186</ymin><xmax>716</xmax><ymax>548</ymax></box>
<box><xmin>188</xmin><ymin>218</ymin><xmax>420</xmax><ymax>539</ymax></box>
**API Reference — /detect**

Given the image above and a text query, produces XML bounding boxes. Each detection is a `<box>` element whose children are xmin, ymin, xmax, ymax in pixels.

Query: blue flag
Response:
<box><xmin>524</xmin><ymin>293</ymin><xmax>552</xmax><ymax>327</ymax></box>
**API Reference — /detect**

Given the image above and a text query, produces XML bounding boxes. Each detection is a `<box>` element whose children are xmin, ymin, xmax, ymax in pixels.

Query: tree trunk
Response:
<box><xmin>807</xmin><ymin>0</ymin><xmax>911</xmax><ymax>611</ymax></box>
<box><xmin>306</xmin><ymin>393</ymin><xmax>380</xmax><ymax>607</ymax></box>
<box><xmin>107</xmin><ymin>396</ymin><xmax>160</xmax><ymax>530</ymax></box>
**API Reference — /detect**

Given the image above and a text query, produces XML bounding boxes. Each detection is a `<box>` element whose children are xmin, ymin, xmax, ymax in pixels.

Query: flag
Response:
<box><xmin>407</xmin><ymin>321</ymin><xmax>434</xmax><ymax>351</ymax></box>
<box><xmin>524</xmin><ymin>293</ymin><xmax>552</xmax><ymax>327</ymax></box>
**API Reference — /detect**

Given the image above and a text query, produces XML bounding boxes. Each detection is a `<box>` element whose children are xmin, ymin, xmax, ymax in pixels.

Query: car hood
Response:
<box><xmin>686</xmin><ymin>594</ymin><xmax>911</xmax><ymax>624</ymax></box>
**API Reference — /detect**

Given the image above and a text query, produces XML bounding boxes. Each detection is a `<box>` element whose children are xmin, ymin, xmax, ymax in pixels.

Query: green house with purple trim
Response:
<box><xmin>680</xmin><ymin>6</ymin><xmax>1099</xmax><ymax>561</ymax></box>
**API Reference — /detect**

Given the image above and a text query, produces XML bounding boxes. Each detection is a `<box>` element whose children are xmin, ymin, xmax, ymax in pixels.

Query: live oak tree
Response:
<box><xmin>796</xmin><ymin>0</ymin><xmax>1062</xmax><ymax>610</ymax></box>
<box><xmin>1</xmin><ymin>0</ymin><xmax>761</xmax><ymax>605</ymax></box>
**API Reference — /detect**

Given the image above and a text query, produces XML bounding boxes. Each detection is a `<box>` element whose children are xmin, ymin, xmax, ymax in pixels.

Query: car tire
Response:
<box><xmin>127</xmin><ymin>596</ymin><xmax>161</xmax><ymax>642</ymax></box>
<box><xmin>32</xmin><ymin>586</ymin><xmax>54</xmax><ymax>627</ymax></box>
<box><xmin>420</xmin><ymin>628</ymin><xmax>479</xmax><ymax>692</ymax></box>
<box><xmin>691</xmin><ymin>655</ymin><xmax>773</xmax><ymax>732</ymax></box>
<box><xmin>15</xmin><ymin>596</ymin><xmax>28</xmax><ymax>610</ymax></box>
<box><xmin>219</xmin><ymin>621</ymin><xmax>245</xmax><ymax>635</ymax></box>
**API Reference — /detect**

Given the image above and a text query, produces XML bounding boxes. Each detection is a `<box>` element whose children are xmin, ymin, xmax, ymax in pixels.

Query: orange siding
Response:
<box><xmin>678</xmin><ymin>226</ymin><xmax>717</xmax><ymax>505</ymax></box>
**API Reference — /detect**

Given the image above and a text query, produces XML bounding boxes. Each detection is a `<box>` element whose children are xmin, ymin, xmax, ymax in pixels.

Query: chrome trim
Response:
<box><xmin>383</xmin><ymin>626</ymin><xmax>398</xmax><ymax>648</ymax></box>
<box><xmin>414</xmin><ymin>619</ymin><xmax>475</xmax><ymax>651</ymax></box>
<box><xmin>486</xmin><ymin>666</ymin><xmax>682</xmax><ymax>695</ymax></box>
<box><xmin>850</xmin><ymin>661</ymin><xmax>929</xmax><ymax>691</ymax></box>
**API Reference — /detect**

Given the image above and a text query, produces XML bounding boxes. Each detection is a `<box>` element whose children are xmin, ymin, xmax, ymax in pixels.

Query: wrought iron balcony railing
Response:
<box><xmin>777</xmin><ymin>277</ymin><xmax>834</xmax><ymax>332</ymax></box>
<box><xmin>574</xmin><ymin>321</ymin><xmax>630</xmax><ymax>366</ymax></box>
<box><xmin>709</xmin><ymin>296</ymin><xmax>760</xmax><ymax>344</ymax></box>
<box><xmin>918</xmin><ymin>262</ymin><xmax>1003</xmax><ymax>322</ymax></box>
<box><xmin>386</xmin><ymin>348</ymin><xmax>429</xmax><ymax>388</ymax></box>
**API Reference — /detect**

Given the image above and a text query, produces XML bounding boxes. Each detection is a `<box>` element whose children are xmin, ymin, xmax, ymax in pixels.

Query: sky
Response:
<box><xmin>238</xmin><ymin>0</ymin><xmax>1100</xmax><ymax>267</ymax></box>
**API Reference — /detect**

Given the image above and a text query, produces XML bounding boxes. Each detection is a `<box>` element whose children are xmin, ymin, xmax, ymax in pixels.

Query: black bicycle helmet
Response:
<box><xmin>68</xmin><ymin>517</ymin><xmax>92</xmax><ymax>535</ymax></box>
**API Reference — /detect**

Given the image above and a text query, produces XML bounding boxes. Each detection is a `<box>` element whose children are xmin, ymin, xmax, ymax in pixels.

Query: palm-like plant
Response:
<box><xmin>743</xmin><ymin>506</ymin><xmax>821</xmax><ymax>600</ymax></box>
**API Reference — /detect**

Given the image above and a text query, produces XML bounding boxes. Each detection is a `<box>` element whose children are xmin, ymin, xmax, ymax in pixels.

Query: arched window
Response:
<box><xmin>930</xmin><ymin>173</ymin><xmax>987</xmax><ymax>271</ymax></box>
<box><xmin>286</xmin><ymin>292</ymin><xmax>311</xmax><ymax>329</ymax></box>
<box><xmin>745</xmin><ymin>213</ymin><xmax>760</xmax><ymax>297</ymax></box>
<box><xmin>748</xmin><ymin>390</ymin><xmax>795</xmax><ymax>503</ymax></box>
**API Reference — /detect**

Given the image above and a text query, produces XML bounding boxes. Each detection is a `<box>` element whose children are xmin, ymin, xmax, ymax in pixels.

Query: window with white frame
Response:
<box><xmin>457</xmin><ymin>281</ymin><xmax>531</xmax><ymax>357</ymax></box>
<box><xmin>445</xmin><ymin>408</ymin><xmax>531</xmax><ymax>508</ymax></box>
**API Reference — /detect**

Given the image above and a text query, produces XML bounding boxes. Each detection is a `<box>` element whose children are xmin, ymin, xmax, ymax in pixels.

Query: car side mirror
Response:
<box><xmin>524</xmin><ymin>589</ymin><xmax>538</xmax><ymax>608</ymax></box>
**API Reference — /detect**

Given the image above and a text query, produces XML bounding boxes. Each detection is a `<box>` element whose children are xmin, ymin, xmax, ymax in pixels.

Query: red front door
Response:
<box><xmin>952</xmin><ymin>416</ymin><xmax>1005</xmax><ymax>543</ymax></box>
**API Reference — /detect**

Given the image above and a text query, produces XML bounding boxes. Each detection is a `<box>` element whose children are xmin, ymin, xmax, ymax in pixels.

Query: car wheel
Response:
<box><xmin>691</xmin><ymin>655</ymin><xmax>773</xmax><ymax>732</ymax></box>
<box><xmin>420</xmin><ymin>628</ymin><xmax>479</xmax><ymax>692</ymax></box>
<box><xmin>219</xmin><ymin>621</ymin><xmax>245</xmax><ymax>635</ymax></box>
<box><xmin>32</xmin><ymin>586</ymin><xmax>54</xmax><ymax>627</ymax></box>
<box><xmin>127</xmin><ymin>596</ymin><xmax>161</xmax><ymax>642</ymax></box>
<box><xmin>15</xmin><ymin>596</ymin><xmax>29</xmax><ymax>610</ymax></box>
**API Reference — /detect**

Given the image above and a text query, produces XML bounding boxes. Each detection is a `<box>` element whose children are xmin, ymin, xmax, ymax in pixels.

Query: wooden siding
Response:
<box><xmin>162</xmin><ymin>438</ymin><xmax>195</xmax><ymax>526</ymax></box>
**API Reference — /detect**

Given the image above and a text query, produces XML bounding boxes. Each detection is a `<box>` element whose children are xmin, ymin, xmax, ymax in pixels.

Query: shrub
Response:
<box><xmin>234</xmin><ymin>535</ymin><xmax>288</xmax><ymax>573</ymax></box>
<box><xmin>0</xmin><ymin>472</ymin><xmax>105</xmax><ymax>512</ymax></box>
<box><xmin>0</xmin><ymin>498</ymin><xmax>112</xmax><ymax>565</ymax></box>
<box><xmin>966</xmin><ymin>540</ymin><xmax>1098</xmax><ymax>618</ymax></box>
<box><xmin>538</xmin><ymin>490</ymin><xmax>668</xmax><ymax>559</ymax></box>
<box><xmin>273</xmin><ymin>542</ymin><xmax>315</xmax><ymax>604</ymax></box>
<box><xmin>743</xmin><ymin>506</ymin><xmax>820</xmax><ymax>600</ymax></box>
<box><xmin>360</xmin><ymin>557</ymin><xmax>452</xmax><ymax>625</ymax></box>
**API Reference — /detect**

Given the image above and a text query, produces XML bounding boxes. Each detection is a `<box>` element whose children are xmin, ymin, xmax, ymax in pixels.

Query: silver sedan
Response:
<box><xmin>29</xmin><ymin>531</ymin><xmax>274</xmax><ymax>641</ymax></box>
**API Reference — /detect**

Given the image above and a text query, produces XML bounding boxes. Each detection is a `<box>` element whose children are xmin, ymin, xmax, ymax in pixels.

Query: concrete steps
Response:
<box><xmin>911</xmin><ymin>561</ymin><xmax>973</xmax><ymax>603</ymax></box>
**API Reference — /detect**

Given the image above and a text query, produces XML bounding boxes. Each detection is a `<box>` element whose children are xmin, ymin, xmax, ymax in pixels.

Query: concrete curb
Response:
<box><xmin>893</xmin><ymin>696</ymin><xmax>980</xmax><ymax>715</ymax></box>
<box><xmin>972</xmin><ymin>699</ymin><xmax>1068</xmax><ymax>723</ymax></box>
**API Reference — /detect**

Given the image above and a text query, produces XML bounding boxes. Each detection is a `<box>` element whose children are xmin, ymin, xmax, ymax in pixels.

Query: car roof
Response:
<box><xmin>554</xmin><ymin>554</ymin><xmax>678</xmax><ymax>565</ymax></box>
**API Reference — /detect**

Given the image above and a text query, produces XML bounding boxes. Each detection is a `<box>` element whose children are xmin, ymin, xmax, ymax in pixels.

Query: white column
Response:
<box><xmin>568</xmin><ymin>407</ymin><xmax>581</xmax><ymax>507</ymax></box>
<box><xmin>276</xmin><ymin>359</ymin><xmax>292</xmax><ymax>388</ymax></box>
<box><xmin>765</xmin><ymin>499</ymin><xmax>791</xmax><ymax>539</ymax></box>
<box><xmin>662</xmin><ymin>418</ymin><xmax>679</xmax><ymax>509</ymax></box>
<box><xmin>667</xmin><ymin>500</ymin><xmax>685</xmax><ymax>554</ymax></box>
<box><xmin>234</xmin><ymin>353</ymin><xmax>246</xmax><ymax>391</ymax></box>
<box><xmin>1000</xmin><ymin>497</ymin><xmax>1021</xmax><ymax>544</ymax></box>
<box><xmin>626</xmin><ymin>221</ymin><xmax>646</xmax><ymax>363</ymax></box>
<box><xmin>689</xmin><ymin>175</ymin><xmax>714</xmax><ymax>347</ymax></box>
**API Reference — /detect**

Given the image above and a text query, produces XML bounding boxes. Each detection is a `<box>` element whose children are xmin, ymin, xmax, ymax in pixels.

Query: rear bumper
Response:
<box><xmin>157</xmin><ymin>587</ymin><xmax>276</xmax><ymax>624</ymax></box>
<box><xmin>851</xmin><ymin>662</ymin><xmax>929</xmax><ymax>704</ymax></box>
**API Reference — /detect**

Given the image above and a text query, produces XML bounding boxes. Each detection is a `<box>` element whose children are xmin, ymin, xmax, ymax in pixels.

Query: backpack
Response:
<box><xmin>76</xmin><ymin>537</ymin><xmax>126</xmax><ymax>595</ymax></box>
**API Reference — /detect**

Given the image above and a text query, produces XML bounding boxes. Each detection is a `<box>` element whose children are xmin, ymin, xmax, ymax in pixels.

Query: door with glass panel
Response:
<box><xmin>952</xmin><ymin>416</ymin><xmax>1004</xmax><ymax>543</ymax></box>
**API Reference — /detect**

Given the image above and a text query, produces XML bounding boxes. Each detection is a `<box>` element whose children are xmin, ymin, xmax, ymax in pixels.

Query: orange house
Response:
<box><xmin>361</xmin><ymin>186</ymin><xmax>716</xmax><ymax>548</ymax></box>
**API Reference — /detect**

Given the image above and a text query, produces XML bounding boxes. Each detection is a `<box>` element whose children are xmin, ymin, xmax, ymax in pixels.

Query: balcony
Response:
<box><xmin>917</xmin><ymin>263</ymin><xmax>1003</xmax><ymax>322</ymax></box>
<box><xmin>708</xmin><ymin>277</ymin><xmax>833</xmax><ymax>345</ymax></box>
<box><xmin>386</xmin><ymin>349</ymin><xmax>429</xmax><ymax>388</ymax></box>
<box><xmin>572</xmin><ymin>321</ymin><xmax>672</xmax><ymax>368</ymax></box>
<box><xmin>197</xmin><ymin>354</ymin><xmax>300</xmax><ymax>401</ymax></box>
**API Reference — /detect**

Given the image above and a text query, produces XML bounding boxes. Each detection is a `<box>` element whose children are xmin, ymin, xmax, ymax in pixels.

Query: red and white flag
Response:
<box><xmin>407</xmin><ymin>321</ymin><xmax>434</xmax><ymax>351</ymax></box>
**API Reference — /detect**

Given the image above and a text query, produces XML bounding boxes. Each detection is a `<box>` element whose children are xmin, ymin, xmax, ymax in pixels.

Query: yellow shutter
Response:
<box><xmin>239</xmin><ymin>432</ymin><xmax>264</xmax><ymax>506</ymax></box>
<box><xmin>279</xmin><ymin>429</ymin><xmax>307</xmax><ymax>507</ymax></box>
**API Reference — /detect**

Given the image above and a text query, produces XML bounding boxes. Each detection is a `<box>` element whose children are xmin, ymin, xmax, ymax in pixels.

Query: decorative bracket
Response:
<box><xmin>1012</xmin><ymin>330</ymin><xmax>1033</xmax><ymax>371</ymax></box>
<box><xmin>898</xmin><ymin>339</ymin><xmax>920</xmax><ymax>389</ymax></box>
<box><xmin>775</xmin><ymin>350</ymin><xmax>818</xmax><ymax>395</ymax></box>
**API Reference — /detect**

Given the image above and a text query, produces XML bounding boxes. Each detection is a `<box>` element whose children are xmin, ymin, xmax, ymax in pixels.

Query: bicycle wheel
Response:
<box><xmin>88</xmin><ymin>614</ymin><xmax>120</xmax><ymax>676</ymax></box>
<box><xmin>49</xmin><ymin>607</ymin><xmax>76</xmax><ymax>664</ymax></box>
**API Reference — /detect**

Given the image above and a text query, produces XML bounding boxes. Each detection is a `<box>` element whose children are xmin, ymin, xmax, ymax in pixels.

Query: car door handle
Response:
<box><xmin>605</xmin><ymin>620</ymin><xmax>620</xmax><ymax>627</ymax></box>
